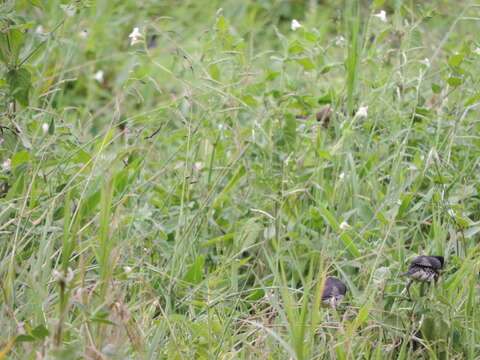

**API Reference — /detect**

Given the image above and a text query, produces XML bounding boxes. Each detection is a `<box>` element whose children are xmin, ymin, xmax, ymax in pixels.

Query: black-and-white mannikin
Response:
<box><xmin>321</xmin><ymin>277</ymin><xmax>347</xmax><ymax>309</ymax></box>
<box><xmin>399</xmin><ymin>255</ymin><xmax>444</xmax><ymax>300</ymax></box>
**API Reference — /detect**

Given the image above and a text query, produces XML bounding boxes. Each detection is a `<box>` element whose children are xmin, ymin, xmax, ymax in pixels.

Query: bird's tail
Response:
<box><xmin>399</xmin><ymin>270</ymin><xmax>414</xmax><ymax>277</ymax></box>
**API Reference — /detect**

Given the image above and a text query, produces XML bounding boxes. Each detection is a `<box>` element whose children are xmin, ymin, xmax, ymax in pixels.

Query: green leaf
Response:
<box><xmin>202</xmin><ymin>233</ymin><xmax>237</xmax><ymax>247</ymax></box>
<box><xmin>0</xmin><ymin>34</ymin><xmax>10</xmax><ymax>64</ymax></box>
<box><xmin>446</xmin><ymin>77</ymin><xmax>462</xmax><ymax>87</ymax></box>
<box><xmin>216</xmin><ymin>15</ymin><xmax>229</xmax><ymax>34</ymax></box>
<box><xmin>294</xmin><ymin>57</ymin><xmax>315</xmax><ymax>70</ymax></box>
<box><xmin>183</xmin><ymin>255</ymin><xmax>205</xmax><ymax>285</ymax></box>
<box><xmin>28</xmin><ymin>0</ymin><xmax>43</xmax><ymax>8</ymax></box>
<box><xmin>282</xmin><ymin>114</ymin><xmax>296</xmax><ymax>151</ymax></box>
<box><xmin>208</xmin><ymin>64</ymin><xmax>220</xmax><ymax>81</ymax></box>
<box><xmin>431</xmin><ymin>83</ymin><xmax>442</xmax><ymax>94</ymax></box>
<box><xmin>31</xmin><ymin>325</ymin><xmax>50</xmax><ymax>340</ymax></box>
<box><xmin>288</xmin><ymin>40</ymin><xmax>304</xmax><ymax>55</ymax></box>
<box><xmin>15</xmin><ymin>334</ymin><xmax>36</xmax><ymax>343</ymax></box>
<box><xmin>373</xmin><ymin>0</ymin><xmax>386</xmax><ymax>6</ymax></box>
<box><xmin>0</xmin><ymin>29</ymin><xmax>25</xmax><ymax>65</ymax></box>
<box><xmin>213</xmin><ymin>165</ymin><xmax>246</xmax><ymax>208</ymax></box>
<box><xmin>464</xmin><ymin>92</ymin><xmax>480</xmax><ymax>107</ymax></box>
<box><xmin>12</xmin><ymin>151</ymin><xmax>30</xmax><ymax>166</ymax></box>
<box><xmin>448</xmin><ymin>53</ymin><xmax>465</xmax><ymax>68</ymax></box>
<box><xmin>6</xmin><ymin>67</ymin><xmax>31</xmax><ymax>106</ymax></box>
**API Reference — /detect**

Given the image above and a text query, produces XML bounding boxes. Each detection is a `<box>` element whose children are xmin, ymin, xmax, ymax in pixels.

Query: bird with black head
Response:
<box><xmin>399</xmin><ymin>255</ymin><xmax>444</xmax><ymax>300</ymax></box>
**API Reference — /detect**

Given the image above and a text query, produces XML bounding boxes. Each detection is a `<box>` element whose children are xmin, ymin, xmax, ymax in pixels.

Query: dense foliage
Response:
<box><xmin>1</xmin><ymin>0</ymin><xmax>479</xmax><ymax>358</ymax></box>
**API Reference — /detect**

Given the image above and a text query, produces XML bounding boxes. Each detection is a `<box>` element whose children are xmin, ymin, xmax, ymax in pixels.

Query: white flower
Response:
<box><xmin>339</xmin><ymin>172</ymin><xmax>345</xmax><ymax>180</ymax></box>
<box><xmin>42</xmin><ymin>123</ymin><xmax>49</xmax><ymax>133</ymax></box>
<box><xmin>373</xmin><ymin>10</ymin><xmax>387</xmax><ymax>23</ymax></box>
<box><xmin>79</xmin><ymin>29</ymin><xmax>89</xmax><ymax>39</ymax></box>
<box><xmin>474</xmin><ymin>47</ymin><xmax>480</xmax><ymax>55</ymax></box>
<box><xmin>356</xmin><ymin>106</ymin><xmax>368</xmax><ymax>118</ymax></box>
<box><xmin>2</xmin><ymin>159</ymin><xmax>11</xmax><ymax>172</ymax></box>
<box><xmin>420</xmin><ymin>58</ymin><xmax>431</xmax><ymax>67</ymax></box>
<box><xmin>339</xmin><ymin>221</ymin><xmax>351</xmax><ymax>230</ymax></box>
<box><xmin>335</xmin><ymin>36</ymin><xmax>346</xmax><ymax>46</ymax></box>
<box><xmin>53</xmin><ymin>268</ymin><xmax>74</xmax><ymax>285</ymax></box>
<box><xmin>93</xmin><ymin>70</ymin><xmax>104</xmax><ymax>83</ymax></box>
<box><xmin>129</xmin><ymin>27</ymin><xmax>142</xmax><ymax>45</ymax></box>
<box><xmin>60</xmin><ymin>4</ymin><xmax>76</xmax><ymax>17</ymax></box>
<box><xmin>291</xmin><ymin>19</ymin><xmax>302</xmax><ymax>31</ymax></box>
<box><xmin>123</xmin><ymin>266</ymin><xmax>133</xmax><ymax>274</ymax></box>
<box><xmin>35</xmin><ymin>25</ymin><xmax>45</xmax><ymax>34</ymax></box>
<box><xmin>448</xmin><ymin>209</ymin><xmax>455</xmax><ymax>217</ymax></box>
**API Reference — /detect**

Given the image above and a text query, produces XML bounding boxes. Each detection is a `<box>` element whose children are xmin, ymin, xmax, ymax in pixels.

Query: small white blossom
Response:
<box><xmin>129</xmin><ymin>27</ymin><xmax>142</xmax><ymax>45</ymax></box>
<box><xmin>356</xmin><ymin>106</ymin><xmax>368</xmax><ymax>118</ymax></box>
<box><xmin>373</xmin><ymin>10</ymin><xmax>387</xmax><ymax>23</ymax></box>
<box><xmin>474</xmin><ymin>47</ymin><xmax>480</xmax><ymax>55</ymax></box>
<box><xmin>194</xmin><ymin>162</ymin><xmax>204</xmax><ymax>171</ymax></box>
<box><xmin>448</xmin><ymin>209</ymin><xmax>455</xmax><ymax>217</ymax></box>
<box><xmin>42</xmin><ymin>123</ymin><xmax>49</xmax><ymax>133</ymax></box>
<box><xmin>53</xmin><ymin>267</ymin><xmax>74</xmax><ymax>285</ymax></box>
<box><xmin>339</xmin><ymin>172</ymin><xmax>345</xmax><ymax>180</ymax></box>
<box><xmin>60</xmin><ymin>4</ymin><xmax>76</xmax><ymax>17</ymax></box>
<box><xmin>420</xmin><ymin>58</ymin><xmax>431</xmax><ymax>67</ymax></box>
<box><xmin>35</xmin><ymin>25</ymin><xmax>45</xmax><ymax>34</ymax></box>
<box><xmin>2</xmin><ymin>159</ymin><xmax>11</xmax><ymax>172</ymax></box>
<box><xmin>93</xmin><ymin>70</ymin><xmax>104</xmax><ymax>83</ymax></box>
<box><xmin>123</xmin><ymin>266</ymin><xmax>133</xmax><ymax>274</ymax></box>
<box><xmin>335</xmin><ymin>36</ymin><xmax>346</xmax><ymax>46</ymax></box>
<box><xmin>291</xmin><ymin>19</ymin><xmax>302</xmax><ymax>31</ymax></box>
<box><xmin>339</xmin><ymin>221</ymin><xmax>351</xmax><ymax>230</ymax></box>
<box><xmin>79</xmin><ymin>29</ymin><xmax>89</xmax><ymax>38</ymax></box>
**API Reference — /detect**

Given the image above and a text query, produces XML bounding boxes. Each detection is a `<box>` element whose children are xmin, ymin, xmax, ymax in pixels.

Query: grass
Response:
<box><xmin>1</xmin><ymin>0</ymin><xmax>480</xmax><ymax>358</ymax></box>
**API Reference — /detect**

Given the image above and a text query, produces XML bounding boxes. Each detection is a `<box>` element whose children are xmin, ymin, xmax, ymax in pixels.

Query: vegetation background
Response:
<box><xmin>1</xmin><ymin>0</ymin><xmax>479</xmax><ymax>358</ymax></box>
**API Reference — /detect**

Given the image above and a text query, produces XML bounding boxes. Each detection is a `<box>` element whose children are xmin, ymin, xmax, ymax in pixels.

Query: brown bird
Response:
<box><xmin>321</xmin><ymin>277</ymin><xmax>347</xmax><ymax>309</ymax></box>
<box><xmin>399</xmin><ymin>255</ymin><xmax>444</xmax><ymax>300</ymax></box>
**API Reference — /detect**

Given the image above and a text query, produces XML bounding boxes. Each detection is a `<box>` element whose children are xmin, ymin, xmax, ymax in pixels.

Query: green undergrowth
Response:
<box><xmin>1</xmin><ymin>0</ymin><xmax>479</xmax><ymax>359</ymax></box>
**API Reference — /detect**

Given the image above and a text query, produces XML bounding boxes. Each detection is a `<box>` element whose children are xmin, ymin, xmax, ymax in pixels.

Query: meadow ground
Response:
<box><xmin>1</xmin><ymin>0</ymin><xmax>480</xmax><ymax>359</ymax></box>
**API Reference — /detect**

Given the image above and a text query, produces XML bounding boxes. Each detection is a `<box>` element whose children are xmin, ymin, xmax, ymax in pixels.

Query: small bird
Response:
<box><xmin>321</xmin><ymin>277</ymin><xmax>347</xmax><ymax>309</ymax></box>
<box><xmin>399</xmin><ymin>255</ymin><xmax>444</xmax><ymax>300</ymax></box>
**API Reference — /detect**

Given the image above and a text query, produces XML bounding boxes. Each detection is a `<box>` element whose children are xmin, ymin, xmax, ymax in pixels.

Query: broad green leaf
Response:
<box><xmin>31</xmin><ymin>325</ymin><xmax>50</xmax><ymax>340</ymax></box>
<box><xmin>431</xmin><ymin>83</ymin><xmax>442</xmax><ymax>94</ymax></box>
<box><xmin>448</xmin><ymin>53</ymin><xmax>465</xmax><ymax>68</ymax></box>
<box><xmin>464</xmin><ymin>92</ymin><xmax>480</xmax><ymax>106</ymax></box>
<box><xmin>447</xmin><ymin>77</ymin><xmax>462</xmax><ymax>87</ymax></box>
<box><xmin>28</xmin><ymin>0</ymin><xmax>43</xmax><ymax>8</ymax></box>
<box><xmin>288</xmin><ymin>40</ymin><xmax>304</xmax><ymax>55</ymax></box>
<box><xmin>12</xmin><ymin>151</ymin><xmax>30</xmax><ymax>166</ymax></box>
<box><xmin>14</xmin><ymin>334</ymin><xmax>35</xmax><ymax>343</ymax></box>
<box><xmin>294</xmin><ymin>57</ymin><xmax>315</xmax><ymax>70</ymax></box>
<box><xmin>6</xmin><ymin>67</ymin><xmax>31</xmax><ymax>106</ymax></box>
<box><xmin>0</xmin><ymin>29</ymin><xmax>25</xmax><ymax>65</ymax></box>
<box><xmin>208</xmin><ymin>64</ymin><xmax>220</xmax><ymax>81</ymax></box>
<box><xmin>183</xmin><ymin>255</ymin><xmax>205</xmax><ymax>285</ymax></box>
